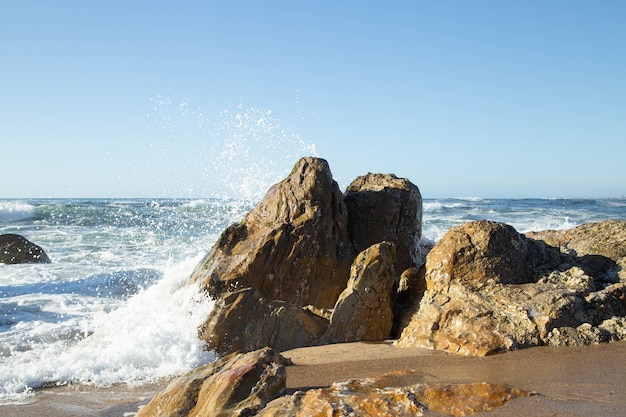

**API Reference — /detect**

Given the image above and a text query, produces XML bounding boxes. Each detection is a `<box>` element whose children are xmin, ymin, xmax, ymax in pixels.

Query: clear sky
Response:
<box><xmin>2</xmin><ymin>1</ymin><xmax>625</xmax><ymax>199</ymax></box>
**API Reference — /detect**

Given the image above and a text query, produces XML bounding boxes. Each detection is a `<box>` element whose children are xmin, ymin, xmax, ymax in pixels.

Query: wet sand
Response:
<box><xmin>2</xmin><ymin>340</ymin><xmax>625</xmax><ymax>416</ymax></box>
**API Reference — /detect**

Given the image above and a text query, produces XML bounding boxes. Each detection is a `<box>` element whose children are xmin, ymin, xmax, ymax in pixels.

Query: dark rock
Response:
<box><xmin>344</xmin><ymin>173</ymin><xmax>423</xmax><ymax>273</ymax></box>
<box><xmin>0</xmin><ymin>234</ymin><xmax>50</xmax><ymax>264</ymax></box>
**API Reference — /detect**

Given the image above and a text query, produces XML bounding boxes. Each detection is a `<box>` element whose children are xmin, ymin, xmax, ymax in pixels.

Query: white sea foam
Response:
<box><xmin>0</xmin><ymin>201</ymin><xmax>35</xmax><ymax>222</ymax></box>
<box><xmin>0</xmin><ymin>254</ymin><xmax>216</xmax><ymax>402</ymax></box>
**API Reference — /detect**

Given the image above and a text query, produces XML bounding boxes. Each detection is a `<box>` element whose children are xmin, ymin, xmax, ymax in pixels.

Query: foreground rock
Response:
<box><xmin>0</xmin><ymin>234</ymin><xmax>50</xmax><ymax>264</ymax></box>
<box><xmin>137</xmin><ymin>348</ymin><xmax>287</xmax><ymax>417</ymax></box>
<box><xmin>396</xmin><ymin>220</ymin><xmax>626</xmax><ymax>356</ymax></box>
<box><xmin>259</xmin><ymin>371</ymin><xmax>528</xmax><ymax>417</ymax></box>
<box><xmin>141</xmin><ymin>347</ymin><xmax>529</xmax><ymax>417</ymax></box>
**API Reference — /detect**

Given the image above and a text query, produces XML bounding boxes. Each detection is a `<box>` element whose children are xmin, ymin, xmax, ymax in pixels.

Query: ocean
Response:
<box><xmin>1</xmin><ymin>196</ymin><xmax>625</xmax><ymax>403</ymax></box>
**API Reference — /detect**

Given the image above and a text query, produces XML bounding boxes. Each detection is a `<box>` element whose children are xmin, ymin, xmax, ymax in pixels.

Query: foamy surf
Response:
<box><xmin>0</xmin><ymin>254</ymin><xmax>216</xmax><ymax>403</ymax></box>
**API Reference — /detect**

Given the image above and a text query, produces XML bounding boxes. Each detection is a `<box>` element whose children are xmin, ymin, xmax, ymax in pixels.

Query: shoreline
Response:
<box><xmin>2</xmin><ymin>340</ymin><xmax>625</xmax><ymax>416</ymax></box>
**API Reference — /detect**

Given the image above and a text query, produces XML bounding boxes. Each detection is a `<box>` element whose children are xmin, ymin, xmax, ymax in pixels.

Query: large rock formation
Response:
<box><xmin>189</xmin><ymin>157</ymin><xmax>353</xmax><ymax>309</ymax></box>
<box><xmin>396</xmin><ymin>220</ymin><xmax>626</xmax><ymax>356</ymax></box>
<box><xmin>344</xmin><ymin>173</ymin><xmax>422</xmax><ymax>274</ymax></box>
<box><xmin>191</xmin><ymin>157</ymin><xmax>424</xmax><ymax>355</ymax></box>
<box><xmin>137</xmin><ymin>348</ymin><xmax>287</xmax><ymax>417</ymax></box>
<box><xmin>0</xmin><ymin>234</ymin><xmax>51</xmax><ymax>264</ymax></box>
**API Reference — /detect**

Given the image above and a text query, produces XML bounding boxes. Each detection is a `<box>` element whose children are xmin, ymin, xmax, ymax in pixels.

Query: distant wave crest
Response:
<box><xmin>0</xmin><ymin>201</ymin><xmax>35</xmax><ymax>222</ymax></box>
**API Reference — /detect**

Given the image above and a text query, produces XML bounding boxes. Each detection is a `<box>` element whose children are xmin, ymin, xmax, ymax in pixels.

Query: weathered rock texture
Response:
<box><xmin>137</xmin><ymin>348</ymin><xmax>286</xmax><ymax>417</ymax></box>
<box><xmin>325</xmin><ymin>242</ymin><xmax>396</xmax><ymax>343</ymax></box>
<box><xmin>344</xmin><ymin>173</ymin><xmax>423</xmax><ymax>273</ymax></box>
<box><xmin>191</xmin><ymin>157</ymin><xmax>424</xmax><ymax>355</ymax></box>
<box><xmin>189</xmin><ymin>157</ymin><xmax>353</xmax><ymax>309</ymax></box>
<box><xmin>0</xmin><ymin>234</ymin><xmax>50</xmax><ymax>264</ymax></box>
<box><xmin>257</xmin><ymin>370</ymin><xmax>528</xmax><ymax>417</ymax></box>
<box><xmin>396</xmin><ymin>220</ymin><xmax>626</xmax><ymax>356</ymax></box>
<box><xmin>142</xmin><ymin>348</ymin><xmax>528</xmax><ymax>417</ymax></box>
<box><xmin>199</xmin><ymin>288</ymin><xmax>328</xmax><ymax>356</ymax></box>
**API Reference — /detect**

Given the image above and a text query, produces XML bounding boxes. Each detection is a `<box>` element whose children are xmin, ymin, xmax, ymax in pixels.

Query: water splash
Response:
<box><xmin>131</xmin><ymin>97</ymin><xmax>317</xmax><ymax>202</ymax></box>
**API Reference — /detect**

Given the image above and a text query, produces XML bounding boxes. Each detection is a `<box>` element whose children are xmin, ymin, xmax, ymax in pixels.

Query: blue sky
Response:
<box><xmin>1</xmin><ymin>1</ymin><xmax>624</xmax><ymax>199</ymax></box>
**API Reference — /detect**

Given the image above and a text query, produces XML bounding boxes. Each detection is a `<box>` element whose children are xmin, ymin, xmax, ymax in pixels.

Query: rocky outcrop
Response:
<box><xmin>324</xmin><ymin>242</ymin><xmax>396</xmax><ymax>343</ymax></box>
<box><xmin>344</xmin><ymin>173</ymin><xmax>422</xmax><ymax>273</ymax></box>
<box><xmin>199</xmin><ymin>288</ymin><xmax>328</xmax><ymax>356</ymax></box>
<box><xmin>189</xmin><ymin>157</ymin><xmax>353</xmax><ymax>310</ymax></box>
<box><xmin>0</xmin><ymin>234</ymin><xmax>50</xmax><ymax>264</ymax></box>
<box><xmin>396</xmin><ymin>220</ymin><xmax>626</xmax><ymax>356</ymax></box>
<box><xmin>191</xmin><ymin>157</ymin><xmax>425</xmax><ymax>355</ymax></box>
<box><xmin>137</xmin><ymin>348</ymin><xmax>287</xmax><ymax>417</ymax></box>
<box><xmin>258</xmin><ymin>372</ymin><xmax>528</xmax><ymax>417</ymax></box>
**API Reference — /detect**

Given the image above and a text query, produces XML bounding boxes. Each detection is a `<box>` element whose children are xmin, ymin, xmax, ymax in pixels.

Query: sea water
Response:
<box><xmin>1</xmin><ymin>196</ymin><xmax>624</xmax><ymax>402</ymax></box>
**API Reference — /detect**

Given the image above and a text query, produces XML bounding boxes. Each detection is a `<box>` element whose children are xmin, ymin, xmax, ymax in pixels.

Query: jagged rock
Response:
<box><xmin>257</xmin><ymin>370</ymin><xmax>529</xmax><ymax>417</ymax></box>
<box><xmin>199</xmin><ymin>288</ymin><xmax>328</xmax><ymax>356</ymax></box>
<box><xmin>324</xmin><ymin>242</ymin><xmax>396</xmax><ymax>343</ymax></box>
<box><xmin>0</xmin><ymin>234</ymin><xmax>51</xmax><ymax>264</ymax></box>
<box><xmin>189</xmin><ymin>157</ymin><xmax>352</xmax><ymax>309</ymax></box>
<box><xmin>527</xmin><ymin>219</ymin><xmax>626</xmax><ymax>283</ymax></box>
<box><xmin>344</xmin><ymin>173</ymin><xmax>422</xmax><ymax>273</ymax></box>
<box><xmin>137</xmin><ymin>348</ymin><xmax>286</xmax><ymax>417</ymax></box>
<box><xmin>396</xmin><ymin>220</ymin><xmax>626</xmax><ymax>356</ymax></box>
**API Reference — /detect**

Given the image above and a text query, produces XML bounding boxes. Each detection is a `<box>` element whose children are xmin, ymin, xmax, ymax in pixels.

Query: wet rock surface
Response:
<box><xmin>0</xmin><ymin>234</ymin><xmax>50</xmax><ymax>264</ymax></box>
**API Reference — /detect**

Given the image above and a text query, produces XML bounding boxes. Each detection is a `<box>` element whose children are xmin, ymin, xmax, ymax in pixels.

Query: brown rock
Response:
<box><xmin>137</xmin><ymin>348</ymin><xmax>286</xmax><ymax>417</ymax></box>
<box><xmin>527</xmin><ymin>219</ymin><xmax>626</xmax><ymax>282</ymax></box>
<box><xmin>396</xmin><ymin>220</ymin><xmax>626</xmax><ymax>356</ymax></box>
<box><xmin>0</xmin><ymin>234</ymin><xmax>50</xmax><ymax>264</ymax></box>
<box><xmin>257</xmin><ymin>370</ymin><xmax>528</xmax><ymax>417</ymax></box>
<box><xmin>344</xmin><ymin>173</ymin><xmax>423</xmax><ymax>273</ymax></box>
<box><xmin>423</xmin><ymin>220</ymin><xmax>540</xmax><ymax>293</ymax></box>
<box><xmin>325</xmin><ymin>242</ymin><xmax>396</xmax><ymax>343</ymax></box>
<box><xmin>199</xmin><ymin>288</ymin><xmax>328</xmax><ymax>356</ymax></box>
<box><xmin>189</xmin><ymin>157</ymin><xmax>352</xmax><ymax>309</ymax></box>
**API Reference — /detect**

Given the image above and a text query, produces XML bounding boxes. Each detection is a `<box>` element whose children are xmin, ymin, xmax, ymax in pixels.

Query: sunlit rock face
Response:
<box><xmin>189</xmin><ymin>157</ymin><xmax>353</xmax><ymax>310</ymax></box>
<box><xmin>137</xmin><ymin>348</ymin><xmax>287</xmax><ymax>417</ymax></box>
<box><xmin>257</xmin><ymin>369</ymin><xmax>528</xmax><ymax>417</ymax></box>
<box><xmin>396</xmin><ymin>220</ymin><xmax>626</xmax><ymax>356</ymax></box>
<box><xmin>0</xmin><ymin>234</ymin><xmax>50</xmax><ymax>264</ymax></box>
<box><xmin>324</xmin><ymin>241</ymin><xmax>397</xmax><ymax>343</ymax></box>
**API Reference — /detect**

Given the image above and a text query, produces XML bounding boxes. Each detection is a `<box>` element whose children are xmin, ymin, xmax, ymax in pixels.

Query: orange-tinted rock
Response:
<box><xmin>257</xmin><ymin>370</ymin><xmax>528</xmax><ymax>417</ymax></box>
<box><xmin>137</xmin><ymin>348</ymin><xmax>286</xmax><ymax>417</ymax></box>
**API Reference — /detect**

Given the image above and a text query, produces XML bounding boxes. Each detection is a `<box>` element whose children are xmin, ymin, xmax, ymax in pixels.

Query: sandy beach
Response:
<box><xmin>1</xmin><ymin>340</ymin><xmax>625</xmax><ymax>416</ymax></box>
